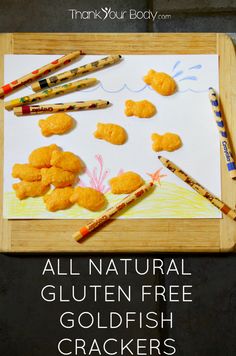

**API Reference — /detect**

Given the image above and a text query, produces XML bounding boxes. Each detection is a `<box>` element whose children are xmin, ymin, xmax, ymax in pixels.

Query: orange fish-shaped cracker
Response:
<box><xmin>151</xmin><ymin>132</ymin><xmax>182</xmax><ymax>152</ymax></box>
<box><xmin>125</xmin><ymin>99</ymin><xmax>156</xmax><ymax>118</ymax></box>
<box><xmin>109</xmin><ymin>171</ymin><xmax>144</xmax><ymax>194</ymax></box>
<box><xmin>144</xmin><ymin>69</ymin><xmax>176</xmax><ymax>96</ymax></box>
<box><xmin>41</xmin><ymin>167</ymin><xmax>76</xmax><ymax>188</ymax></box>
<box><xmin>94</xmin><ymin>123</ymin><xmax>127</xmax><ymax>145</ymax></box>
<box><xmin>12</xmin><ymin>163</ymin><xmax>41</xmax><ymax>182</ymax></box>
<box><xmin>50</xmin><ymin>150</ymin><xmax>83</xmax><ymax>173</ymax></box>
<box><xmin>70</xmin><ymin>187</ymin><xmax>106</xmax><ymax>211</ymax></box>
<box><xmin>13</xmin><ymin>181</ymin><xmax>49</xmax><ymax>200</ymax></box>
<box><xmin>38</xmin><ymin>113</ymin><xmax>74</xmax><ymax>137</ymax></box>
<box><xmin>29</xmin><ymin>144</ymin><xmax>60</xmax><ymax>168</ymax></box>
<box><xmin>44</xmin><ymin>187</ymin><xmax>74</xmax><ymax>212</ymax></box>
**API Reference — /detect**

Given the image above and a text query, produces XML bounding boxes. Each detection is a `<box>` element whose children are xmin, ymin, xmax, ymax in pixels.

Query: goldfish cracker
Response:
<box><xmin>50</xmin><ymin>150</ymin><xmax>83</xmax><ymax>173</ymax></box>
<box><xmin>70</xmin><ymin>187</ymin><xmax>106</xmax><ymax>211</ymax></box>
<box><xmin>38</xmin><ymin>113</ymin><xmax>74</xmax><ymax>137</ymax></box>
<box><xmin>12</xmin><ymin>163</ymin><xmax>41</xmax><ymax>182</ymax></box>
<box><xmin>125</xmin><ymin>99</ymin><xmax>156</xmax><ymax>118</ymax></box>
<box><xmin>12</xmin><ymin>181</ymin><xmax>49</xmax><ymax>200</ymax></box>
<box><xmin>151</xmin><ymin>132</ymin><xmax>182</xmax><ymax>152</ymax></box>
<box><xmin>41</xmin><ymin>166</ymin><xmax>76</xmax><ymax>188</ymax></box>
<box><xmin>144</xmin><ymin>69</ymin><xmax>176</xmax><ymax>96</ymax></box>
<box><xmin>94</xmin><ymin>123</ymin><xmax>127</xmax><ymax>145</ymax></box>
<box><xmin>43</xmin><ymin>187</ymin><xmax>74</xmax><ymax>212</ymax></box>
<box><xmin>29</xmin><ymin>144</ymin><xmax>60</xmax><ymax>168</ymax></box>
<box><xmin>109</xmin><ymin>171</ymin><xmax>144</xmax><ymax>194</ymax></box>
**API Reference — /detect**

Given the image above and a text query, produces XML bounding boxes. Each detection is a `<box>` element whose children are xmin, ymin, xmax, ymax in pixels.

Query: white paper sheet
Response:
<box><xmin>3</xmin><ymin>54</ymin><xmax>221</xmax><ymax>219</ymax></box>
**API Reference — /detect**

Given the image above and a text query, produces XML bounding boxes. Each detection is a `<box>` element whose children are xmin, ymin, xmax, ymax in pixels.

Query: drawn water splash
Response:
<box><xmin>146</xmin><ymin>168</ymin><xmax>167</xmax><ymax>186</ymax></box>
<box><xmin>173</xmin><ymin>70</ymin><xmax>184</xmax><ymax>78</ymax></box>
<box><xmin>172</xmin><ymin>60</ymin><xmax>181</xmax><ymax>72</ymax></box>
<box><xmin>179</xmin><ymin>76</ymin><xmax>197</xmax><ymax>82</ymax></box>
<box><xmin>79</xmin><ymin>155</ymin><xmax>123</xmax><ymax>193</ymax></box>
<box><xmin>81</xmin><ymin>61</ymin><xmax>204</xmax><ymax>94</ymax></box>
<box><xmin>172</xmin><ymin>60</ymin><xmax>202</xmax><ymax>83</ymax></box>
<box><xmin>188</xmin><ymin>64</ymin><xmax>202</xmax><ymax>70</ymax></box>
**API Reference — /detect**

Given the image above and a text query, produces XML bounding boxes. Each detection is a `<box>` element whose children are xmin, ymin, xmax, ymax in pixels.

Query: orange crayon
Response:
<box><xmin>73</xmin><ymin>181</ymin><xmax>154</xmax><ymax>241</ymax></box>
<box><xmin>0</xmin><ymin>50</ymin><xmax>82</xmax><ymax>98</ymax></box>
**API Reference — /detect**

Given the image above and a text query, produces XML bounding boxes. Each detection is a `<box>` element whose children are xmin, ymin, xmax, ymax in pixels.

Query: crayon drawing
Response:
<box><xmin>3</xmin><ymin>54</ymin><xmax>221</xmax><ymax>219</ymax></box>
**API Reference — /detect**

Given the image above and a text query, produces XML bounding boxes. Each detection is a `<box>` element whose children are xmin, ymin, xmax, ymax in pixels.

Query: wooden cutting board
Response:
<box><xmin>0</xmin><ymin>33</ymin><xmax>235</xmax><ymax>253</ymax></box>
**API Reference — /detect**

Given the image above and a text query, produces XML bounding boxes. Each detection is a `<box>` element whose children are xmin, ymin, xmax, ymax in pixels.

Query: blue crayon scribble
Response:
<box><xmin>173</xmin><ymin>71</ymin><xmax>184</xmax><ymax>78</ymax></box>
<box><xmin>179</xmin><ymin>76</ymin><xmax>198</xmax><ymax>82</ymax></box>
<box><xmin>188</xmin><ymin>64</ymin><xmax>202</xmax><ymax>70</ymax></box>
<box><xmin>81</xmin><ymin>83</ymin><xmax>148</xmax><ymax>93</ymax></box>
<box><xmin>172</xmin><ymin>61</ymin><xmax>181</xmax><ymax>72</ymax></box>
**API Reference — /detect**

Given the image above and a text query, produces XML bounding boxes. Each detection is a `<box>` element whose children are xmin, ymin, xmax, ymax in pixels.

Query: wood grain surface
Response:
<box><xmin>0</xmin><ymin>33</ymin><xmax>235</xmax><ymax>253</ymax></box>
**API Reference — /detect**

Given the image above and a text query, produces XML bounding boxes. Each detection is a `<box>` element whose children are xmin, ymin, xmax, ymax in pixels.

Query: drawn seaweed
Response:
<box><xmin>79</xmin><ymin>154</ymin><xmax>123</xmax><ymax>193</ymax></box>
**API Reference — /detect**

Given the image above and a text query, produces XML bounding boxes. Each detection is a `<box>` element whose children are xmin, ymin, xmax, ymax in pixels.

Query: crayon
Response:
<box><xmin>158</xmin><ymin>155</ymin><xmax>236</xmax><ymax>221</ymax></box>
<box><xmin>0</xmin><ymin>50</ymin><xmax>83</xmax><ymax>98</ymax></box>
<box><xmin>13</xmin><ymin>100</ymin><xmax>110</xmax><ymax>116</ymax></box>
<box><xmin>73</xmin><ymin>181</ymin><xmax>154</xmax><ymax>241</ymax></box>
<box><xmin>209</xmin><ymin>87</ymin><xmax>236</xmax><ymax>179</ymax></box>
<box><xmin>5</xmin><ymin>78</ymin><xmax>97</xmax><ymax>110</ymax></box>
<box><xmin>31</xmin><ymin>55</ymin><xmax>122</xmax><ymax>91</ymax></box>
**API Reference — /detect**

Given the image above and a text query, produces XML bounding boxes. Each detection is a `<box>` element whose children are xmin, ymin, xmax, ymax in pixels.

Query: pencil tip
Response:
<box><xmin>119</xmin><ymin>55</ymin><xmax>122</xmax><ymax>58</ymax></box>
<box><xmin>107</xmin><ymin>101</ymin><xmax>110</xmax><ymax>105</ymax></box>
<box><xmin>209</xmin><ymin>87</ymin><xmax>213</xmax><ymax>90</ymax></box>
<box><xmin>158</xmin><ymin>156</ymin><xmax>161</xmax><ymax>159</ymax></box>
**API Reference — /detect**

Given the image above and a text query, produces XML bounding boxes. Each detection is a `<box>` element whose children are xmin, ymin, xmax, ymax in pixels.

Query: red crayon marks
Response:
<box><xmin>80</xmin><ymin>226</ymin><xmax>89</xmax><ymax>237</ymax></box>
<box><xmin>63</xmin><ymin>59</ymin><xmax>71</xmax><ymax>65</ymax></box>
<box><xmin>116</xmin><ymin>203</ymin><xmax>126</xmax><ymax>211</ymax></box>
<box><xmin>2</xmin><ymin>84</ymin><xmax>12</xmax><ymax>95</ymax></box>
<box><xmin>221</xmin><ymin>205</ymin><xmax>230</xmax><ymax>214</ymax></box>
<box><xmin>22</xmin><ymin>106</ymin><xmax>31</xmax><ymax>115</ymax></box>
<box><xmin>43</xmin><ymin>69</ymin><xmax>51</xmax><ymax>76</ymax></box>
<box><xmin>32</xmin><ymin>70</ymin><xmax>39</xmax><ymax>74</ymax></box>
<box><xmin>51</xmin><ymin>59</ymin><xmax>59</xmax><ymax>64</ymax></box>
<box><xmin>11</xmin><ymin>80</ymin><xmax>18</xmax><ymax>85</ymax></box>
<box><xmin>135</xmin><ymin>190</ymin><xmax>145</xmax><ymax>198</ymax></box>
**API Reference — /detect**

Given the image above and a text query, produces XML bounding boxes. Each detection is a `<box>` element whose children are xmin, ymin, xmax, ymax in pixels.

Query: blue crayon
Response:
<box><xmin>209</xmin><ymin>87</ymin><xmax>236</xmax><ymax>179</ymax></box>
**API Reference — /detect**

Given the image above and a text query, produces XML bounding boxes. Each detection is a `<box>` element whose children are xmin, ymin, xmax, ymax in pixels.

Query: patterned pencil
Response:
<box><xmin>5</xmin><ymin>78</ymin><xmax>97</xmax><ymax>110</ymax></box>
<box><xmin>158</xmin><ymin>155</ymin><xmax>236</xmax><ymax>221</ymax></box>
<box><xmin>209</xmin><ymin>87</ymin><xmax>236</xmax><ymax>179</ymax></box>
<box><xmin>13</xmin><ymin>99</ymin><xmax>110</xmax><ymax>116</ymax></box>
<box><xmin>73</xmin><ymin>181</ymin><xmax>154</xmax><ymax>241</ymax></box>
<box><xmin>0</xmin><ymin>50</ymin><xmax>83</xmax><ymax>98</ymax></box>
<box><xmin>31</xmin><ymin>55</ymin><xmax>122</xmax><ymax>91</ymax></box>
